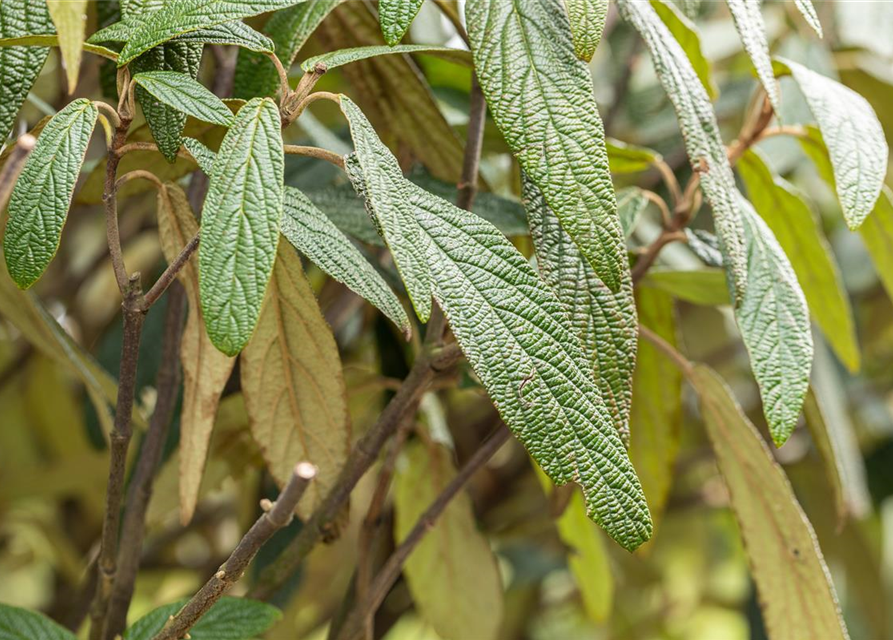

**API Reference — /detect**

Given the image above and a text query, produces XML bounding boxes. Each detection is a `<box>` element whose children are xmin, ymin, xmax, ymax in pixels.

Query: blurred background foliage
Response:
<box><xmin>2</xmin><ymin>1</ymin><xmax>893</xmax><ymax>639</ymax></box>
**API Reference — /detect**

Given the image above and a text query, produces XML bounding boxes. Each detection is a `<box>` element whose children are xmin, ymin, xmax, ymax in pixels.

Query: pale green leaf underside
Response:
<box><xmin>302</xmin><ymin>44</ymin><xmax>471</xmax><ymax>72</ymax></box>
<box><xmin>379</xmin><ymin>0</ymin><xmax>425</xmax><ymax>46</ymax></box>
<box><xmin>198</xmin><ymin>97</ymin><xmax>283</xmax><ymax>356</ymax></box>
<box><xmin>0</xmin><ymin>603</ymin><xmax>76</xmax><ymax>640</ymax></box>
<box><xmin>467</xmin><ymin>0</ymin><xmax>625</xmax><ymax>293</ymax></box>
<box><xmin>133</xmin><ymin>70</ymin><xmax>234</xmax><ymax>126</ymax></box>
<box><xmin>795</xmin><ymin>0</ymin><xmax>823</xmax><ymax>37</ymax></box>
<box><xmin>651</xmin><ymin>0</ymin><xmax>716</xmax><ymax>99</ymax></box>
<box><xmin>727</xmin><ymin>0</ymin><xmax>780</xmax><ymax>113</ymax></box>
<box><xmin>735</xmin><ymin>196</ymin><xmax>813</xmax><ymax>446</ymax></box>
<box><xmin>183</xmin><ymin>136</ymin><xmax>218</xmax><ymax>173</ymax></box>
<box><xmin>616</xmin><ymin>186</ymin><xmax>648</xmax><ymax>238</ymax></box>
<box><xmin>563</xmin><ymin>0</ymin><xmax>608</xmax><ymax>62</ymax></box>
<box><xmin>4</xmin><ymin>99</ymin><xmax>97</xmax><ymax>289</ymax></box>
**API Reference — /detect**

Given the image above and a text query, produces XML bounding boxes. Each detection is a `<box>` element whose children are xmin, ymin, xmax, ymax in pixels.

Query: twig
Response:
<box><xmin>152</xmin><ymin>464</ymin><xmax>318</xmax><ymax>640</ymax></box>
<box><xmin>103</xmin><ymin>120</ymin><xmax>135</xmax><ymax>294</ymax></box>
<box><xmin>282</xmin><ymin>63</ymin><xmax>328</xmax><ymax>125</ymax></box>
<box><xmin>93</xmin><ymin>101</ymin><xmax>121</xmax><ymax>128</ymax></box>
<box><xmin>641</xmin><ymin>190</ymin><xmax>673</xmax><ymax>228</ymax></box>
<box><xmin>283</xmin><ymin>144</ymin><xmax>345</xmax><ymax>169</ymax></box>
<box><xmin>117</xmin><ymin>141</ymin><xmax>192</xmax><ymax>160</ymax></box>
<box><xmin>639</xmin><ymin>324</ymin><xmax>692</xmax><ymax>376</ymax></box>
<box><xmin>456</xmin><ymin>78</ymin><xmax>486</xmax><ymax>212</ymax></box>
<box><xmin>143</xmin><ymin>232</ymin><xmax>200</xmax><ymax>308</ymax></box>
<box><xmin>115</xmin><ymin>169</ymin><xmax>164</xmax><ymax>192</ymax></box>
<box><xmin>0</xmin><ymin>134</ymin><xmax>35</xmax><ymax>211</ymax></box>
<box><xmin>267</xmin><ymin>51</ymin><xmax>292</xmax><ymax>99</ymax></box>
<box><xmin>631</xmin><ymin>230</ymin><xmax>687</xmax><ymax>283</ymax></box>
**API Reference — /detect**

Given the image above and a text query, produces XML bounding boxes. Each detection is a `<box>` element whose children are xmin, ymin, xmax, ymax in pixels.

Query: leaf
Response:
<box><xmin>156</xmin><ymin>181</ymin><xmax>236</xmax><ymax>525</ymax></box>
<box><xmin>616</xmin><ymin>187</ymin><xmax>648</xmax><ymax>238</ymax></box>
<box><xmin>795</xmin><ymin>0</ymin><xmax>823</xmax><ymax>37</ymax></box>
<box><xmin>726</xmin><ymin>0</ymin><xmax>780</xmax><ymax>113</ymax></box>
<box><xmin>199</xmin><ymin>97</ymin><xmax>283</xmax><ymax>356</ymax></box>
<box><xmin>46</xmin><ymin>0</ymin><xmax>87</xmax><ymax>93</ymax></box>
<box><xmin>133</xmin><ymin>71</ymin><xmax>233</xmax><ymax>127</ymax></box>
<box><xmin>738</xmin><ymin>149</ymin><xmax>858</xmax><ymax>372</ymax></box>
<box><xmin>689</xmin><ymin>364</ymin><xmax>849</xmax><ymax>640</ymax></box>
<box><xmin>685</xmin><ymin>229</ymin><xmax>724</xmax><ymax>268</ymax></box>
<box><xmin>618</xmin><ymin>0</ymin><xmax>748</xmax><ymax>303</ymax></box>
<box><xmin>778</xmin><ymin>58</ymin><xmax>888</xmax><ymax>229</ymax></box>
<box><xmin>281</xmin><ymin>186</ymin><xmax>410</xmax><ymax>336</ymax></box>
<box><xmin>605</xmin><ymin>138</ymin><xmax>659</xmax><ymax>174</ymax></box>
<box><xmin>394</xmin><ymin>441</ymin><xmax>504</xmax><ymax>640</ymax></box>
<box><xmin>170</xmin><ymin>20</ymin><xmax>274</xmax><ymax>52</ymax></box>
<box><xmin>735</xmin><ymin>197</ymin><xmax>813</xmax><ymax>446</ymax></box>
<box><xmin>302</xmin><ymin>44</ymin><xmax>471</xmax><ymax>72</ymax></box>
<box><xmin>124</xmin><ymin>597</ymin><xmax>281</xmax><ymax>640</ymax></box>
<box><xmin>3</xmin><ymin>98</ymin><xmax>98</xmax><ymax>289</ymax></box>
<box><xmin>0</xmin><ymin>34</ymin><xmax>119</xmax><ymax>61</ymax></box>
<box><xmin>183</xmin><ymin>136</ymin><xmax>217</xmax><ymax>173</ymax></box>
<box><xmin>0</xmin><ymin>0</ymin><xmax>54</xmax><ymax>141</ymax></box>
<box><xmin>0</xmin><ymin>603</ymin><xmax>77</xmax><ymax>640</ymax></box>
<box><xmin>526</xmin><ymin>177</ymin><xmax>637</xmax><ymax>442</ymax></box>
<box><xmin>341</xmin><ymin>96</ymin><xmax>432</xmax><ymax>321</ymax></box>
<box><xmin>629</xmin><ymin>287</ymin><xmax>681</xmax><ymax>531</ymax></box>
<box><xmin>562</xmin><ymin>0</ymin><xmax>608</xmax><ymax>62</ymax></box>
<box><xmin>117</xmin><ymin>0</ymin><xmax>304</xmax><ymax>65</ymax></box>
<box><xmin>241</xmin><ymin>243</ymin><xmax>350</xmax><ymax>519</ymax></box>
<box><xmin>640</xmin><ymin>268</ymin><xmax>729</xmax><ymax>306</ymax></box>
<box><xmin>860</xmin><ymin>187</ymin><xmax>893</xmax><ymax>302</ymax></box>
<box><xmin>650</xmin><ymin>0</ymin><xmax>716</xmax><ymax>99</ymax></box>
<box><xmin>467</xmin><ymin>0</ymin><xmax>625</xmax><ymax>292</ymax></box>
<box><xmin>379</xmin><ymin>0</ymin><xmax>425</xmax><ymax>46</ymax></box>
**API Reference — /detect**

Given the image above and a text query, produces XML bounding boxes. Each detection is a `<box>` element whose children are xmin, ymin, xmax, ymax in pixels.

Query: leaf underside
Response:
<box><xmin>379</xmin><ymin>0</ymin><xmax>425</xmax><ymax>46</ymax></box>
<box><xmin>726</xmin><ymin>0</ymin><xmax>780</xmax><ymax>112</ymax></box>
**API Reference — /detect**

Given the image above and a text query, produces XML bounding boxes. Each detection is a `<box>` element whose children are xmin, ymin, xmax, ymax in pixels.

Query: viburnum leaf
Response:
<box><xmin>606</xmin><ymin>138</ymin><xmax>660</xmax><ymax>174</ymax></box>
<box><xmin>466</xmin><ymin>0</ymin><xmax>626</xmax><ymax>292</ymax></box>
<box><xmin>301</xmin><ymin>44</ymin><xmax>471</xmax><ymax>72</ymax></box>
<box><xmin>46</xmin><ymin>0</ymin><xmax>87</xmax><ymax>93</ymax></box>
<box><xmin>616</xmin><ymin>187</ymin><xmax>649</xmax><ymax>238</ymax></box>
<box><xmin>133</xmin><ymin>71</ymin><xmax>234</xmax><ymax>126</ymax></box>
<box><xmin>726</xmin><ymin>0</ymin><xmax>780</xmax><ymax>112</ymax></box>
<box><xmin>182</xmin><ymin>136</ymin><xmax>218</xmax><ymax>173</ymax></box>
<box><xmin>169</xmin><ymin>20</ymin><xmax>274</xmax><ymax>52</ymax></box>
<box><xmin>379</xmin><ymin>0</ymin><xmax>425</xmax><ymax>46</ymax></box>
<box><xmin>562</xmin><ymin>0</ymin><xmax>608</xmax><ymax>62</ymax></box>
<box><xmin>641</xmin><ymin>269</ymin><xmax>729</xmax><ymax>307</ymax></box>
<box><xmin>124</xmin><ymin>597</ymin><xmax>281</xmax><ymax>640</ymax></box>
<box><xmin>650</xmin><ymin>0</ymin><xmax>717</xmax><ymax>99</ymax></box>
<box><xmin>795</xmin><ymin>0</ymin><xmax>823</xmax><ymax>37</ymax></box>
<box><xmin>4</xmin><ymin>99</ymin><xmax>98</xmax><ymax>289</ymax></box>
<box><xmin>199</xmin><ymin>97</ymin><xmax>283</xmax><ymax>356</ymax></box>
<box><xmin>859</xmin><ymin>186</ymin><xmax>893</xmax><ymax>302</ymax></box>
<box><xmin>0</xmin><ymin>603</ymin><xmax>76</xmax><ymax>640</ymax></box>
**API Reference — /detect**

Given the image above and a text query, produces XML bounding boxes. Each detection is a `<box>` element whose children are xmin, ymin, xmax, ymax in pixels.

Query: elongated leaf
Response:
<box><xmin>735</xmin><ymin>197</ymin><xmax>812</xmax><ymax>446</ymax></box>
<box><xmin>379</xmin><ymin>0</ymin><xmax>424</xmax><ymax>46</ymax></box>
<box><xmin>526</xmin><ymin>177</ymin><xmax>637</xmax><ymax>442</ymax></box>
<box><xmin>46</xmin><ymin>0</ymin><xmax>87</xmax><ymax>93</ymax></box>
<box><xmin>182</xmin><ymin>136</ymin><xmax>217</xmax><ymax>173</ymax></box>
<box><xmin>4</xmin><ymin>99</ymin><xmax>97</xmax><ymax>289</ymax></box>
<box><xmin>156</xmin><ymin>182</ymin><xmax>236</xmax><ymax>525</ymax></box>
<box><xmin>641</xmin><ymin>269</ymin><xmax>729</xmax><ymax>306</ymax></box>
<box><xmin>618</xmin><ymin>0</ymin><xmax>748</xmax><ymax>303</ymax></box>
<box><xmin>727</xmin><ymin>0</ymin><xmax>780</xmax><ymax>113</ymax></box>
<box><xmin>860</xmin><ymin>186</ymin><xmax>893</xmax><ymax>302</ymax></box>
<box><xmin>467</xmin><ymin>0</ymin><xmax>624</xmax><ymax>292</ymax></box>
<box><xmin>690</xmin><ymin>364</ymin><xmax>849</xmax><ymax>640</ymax></box>
<box><xmin>778</xmin><ymin>58</ymin><xmax>888</xmax><ymax>229</ymax></box>
<box><xmin>341</xmin><ymin>97</ymin><xmax>432</xmax><ymax>321</ymax></box>
<box><xmin>0</xmin><ymin>603</ymin><xmax>76</xmax><ymax>640</ymax></box>
<box><xmin>0</xmin><ymin>34</ymin><xmax>118</xmax><ymax>61</ymax></box>
<box><xmin>685</xmin><ymin>229</ymin><xmax>724</xmax><ymax>268</ymax></box>
<box><xmin>171</xmin><ymin>20</ymin><xmax>274</xmax><ymax>51</ymax></box>
<box><xmin>124</xmin><ymin>597</ymin><xmax>281</xmax><ymax>640</ymax></box>
<box><xmin>241</xmin><ymin>243</ymin><xmax>349</xmax><ymax>519</ymax></box>
<box><xmin>394</xmin><ymin>441</ymin><xmax>504</xmax><ymax>640</ymax></box>
<box><xmin>199</xmin><ymin>97</ymin><xmax>283</xmax><ymax>356</ymax></box>
<box><xmin>803</xmin><ymin>391</ymin><xmax>850</xmax><ymax>526</ymax></box>
<box><xmin>738</xmin><ymin>149</ymin><xmax>858</xmax><ymax>372</ymax></box>
<box><xmin>650</xmin><ymin>0</ymin><xmax>716</xmax><ymax>99</ymax></box>
<box><xmin>563</xmin><ymin>0</ymin><xmax>608</xmax><ymax>62</ymax></box>
<box><xmin>606</xmin><ymin>138</ymin><xmax>659</xmax><ymax>174</ymax></box>
<box><xmin>0</xmin><ymin>0</ymin><xmax>53</xmax><ymax>141</ymax></box>
<box><xmin>795</xmin><ymin>0</ymin><xmax>823</xmax><ymax>37</ymax></box>
<box><xmin>302</xmin><ymin>44</ymin><xmax>471</xmax><ymax>72</ymax></box>
<box><xmin>617</xmin><ymin>187</ymin><xmax>648</xmax><ymax>238</ymax></box>
<box><xmin>133</xmin><ymin>71</ymin><xmax>233</xmax><ymax>126</ymax></box>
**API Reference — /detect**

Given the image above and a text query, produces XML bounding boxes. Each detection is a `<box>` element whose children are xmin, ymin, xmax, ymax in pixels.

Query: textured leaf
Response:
<box><xmin>778</xmin><ymin>58</ymin><xmax>888</xmax><ymax>229</ymax></box>
<box><xmin>619</xmin><ymin>0</ymin><xmax>748</xmax><ymax>303</ymax></box>
<box><xmin>124</xmin><ymin>597</ymin><xmax>281</xmax><ymax>640</ymax></box>
<box><xmin>0</xmin><ymin>603</ymin><xmax>76</xmax><ymax>640</ymax></box>
<box><xmin>860</xmin><ymin>186</ymin><xmax>893</xmax><ymax>302</ymax></box>
<box><xmin>46</xmin><ymin>0</ymin><xmax>87</xmax><ymax>93</ymax></box>
<box><xmin>690</xmin><ymin>364</ymin><xmax>849</xmax><ymax>640</ymax></box>
<box><xmin>199</xmin><ymin>97</ymin><xmax>283</xmax><ymax>356</ymax></box>
<box><xmin>241</xmin><ymin>243</ymin><xmax>350</xmax><ymax>519</ymax></box>
<box><xmin>302</xmin><ymin>44</ymin><xmax>471</xmax><ymax>72</ymax></box>
<box><xmin>738</xmin><ymin>149</ymin><xmax>858</xmax><ymax>372</ymax></box>
<box><xmin>685</xmin><ymin>228</ymin><xmax>724</xmax><ymax>268</ymax></box>
<box><xmin>156</xmin><ymin>182</ymin><xmax>236</xmax><ymax>525</ymax></box>
<box><xmin>394</xmin><ymin>441</ymin><xmax>503</xmax><ymax>640</ymax></box>
<box><xmin>0</xmin><ymin>34</ymin><xmax>118</xmax><ymax>61</ymax></box>
<box><xmin>526</xmin><ymin>177</ymin><xmax>637</xmax><ymax>442</ymax></box>
<box><xmin>171</xmin><ymin>20</ymin><xmax>274</xmax><ymax>51</ymax></box>
<box><xmin>616</xmin><ymin>187</ymin><xmax>648</xmax><ymax>238</ymax></box>
<box><xmin>641</xmin><ymin>269</ymin><xmax>729</xmax><ymax>306</ymax></box>
<box><xmin>467</xmin><ymin>0</ymin><xmax>625</xmax><ymax>292</ymax></box>
<box><xmin>379</xmin><ymin>0</ymin><xmax>424</xmax><ymax>46</ymax></box>
<box><xmin>4</xmin><ymin>99</ymin><xmax>98</xmax><ymax>289</ymax></box>
<box><xmin>133</xmin><ymin>71</ymin><xmax>233</xmax><ymax>126</ymax></box>
<box><xmin>650</xmin><ymin>0</ymin><xmax>716</xmax><ymax>99</ymax></box>
<box><xmin>341</xmin><ymin>96</ymin><xmax>432</xmax><ymax>321</ymax></box>
<box><xmin>726</xmin><ymin>0</ymin><xmax>780</xmax><ymax>113</ymax></box>
<box><xmin>735</xmin><ymin>197</ymin><xmax>813</xmax><ymax>446</ymax></box>
<box><xmin>0</xmin><ymin>0</ymin><xmax>53</xmax><ymax>142</ymax></box>
<box><xmin>562</xmin><ymin>0</ymin><xmax>608</xmax><ymax>62</ymax></box>
<box><xmin>183</xmin><ymin>136</ymin><xmax>217</xmax><ymax>173</ymax></box>
<box><xmin>795</xmin><ymin>0</ymin><xmax>823</xmax><ymax>37</ymax></box>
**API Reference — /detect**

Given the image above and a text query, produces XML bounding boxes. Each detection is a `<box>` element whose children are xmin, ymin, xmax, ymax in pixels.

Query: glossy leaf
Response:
<box><xmin>46</xmin><ymin>0</ymin><xmax>87</xmax><ymax>93</ymax></box>
<box><xmin>727</xmin><ymin>0</ymin><xmax>780</xmax><ymax>112</ymax></box>
<box><xmin>124</xmin><ymin>597</ymin><xmax>281</xmax><ymax>640</ymax></box>
<box><xmin>379</xmin><ymin>0</ymin><xmax>424</xmax><ymax>46</ymax></box>
<box><xmin>650</xmin><ymin>0</ymin><xmax>716</xmax><ymax>99</ymax></box>
<box><xmin>0</xmin><ymin>603</ymin><xmax>76</xmax><ymax>640</ymax></box>
<box><xmin>4</xmin><ymin>99</ymin><xmax>98</xmax><ymax>289</ymax></box>
<box><xmin>563</xmin><ymin>0</ymin><xmax>608</xmax><ymax>62</ymax></box>
<box><xmin>795</xmin><ymin>0</ymin><xmax>823</xmax><ymax>37</ymax></box>
<box><xmin>133</xmin><ymin>71</ymin><xmax>234</xmax><ymax>126</ymax></box>
<box><xmin>859</xmin><ymin>186</ymin><xmax>893</xmax><ymax>302</ymax></box>
<box><xmin>467</xmin><ymin>0</ymin><xmax>626</xmax><ymax>292</ymax></box>
<box><xmin>302</xmin><ymin>44</ymin><xmax>471</xmax><ymax>72</ymax></box>
<box><xmin>199</xmin><ymin>97</ymin><xmax>283</xmax><ymax>356</ymax></box>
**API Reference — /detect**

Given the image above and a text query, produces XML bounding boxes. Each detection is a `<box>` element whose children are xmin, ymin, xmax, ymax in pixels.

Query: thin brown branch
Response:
<box><xmin>0</xmin><ymin>133</ymin><xmax>35</xmax><ymax>211</ymax></box>
<box><xmin>652</xmin><ymin>157</ymin><xmax>683</xmax><ymax>206</ymax></box>
<box><xmin>115</xmin><ymin>169</ymin><xmax>164</xmax><ymax>192</ymax></box>
<box><xmin>152</xmin><ymin>463</ymin><xmax>318</xmax><ymax>640</ymax></box>
<box><xmin>93</xmin><ymin>101</ymin><xmax>121</xmax><ymax>128</ymax></box>
<box><xmin>641</xmin><ymin>190</ymin><xmax>673</xmax><ymax>228</ymax></box>
<box><xmin>104</xmin><ymin>120</ymin><xmax>135</xmax><ymax>294</ymax></box>
<box><xmin>639</xmin><ymin>324</ymin><xmax>693</xmax><ymax>376</ymax></box>
<box><xmin>117</xmin><ymin>141</ymin><xmax>192</xmax><ymax>160</ymax></box>
<box><xmin>283</xmin><ymin>144</ymin><xmax>345</xmax><ymax>169</ymax></box>
<box><xmin>456</xmin><ymin>77</ymin><xmax>486</xmax><ymax>212</ymax></box>
<box><xmin>267</xmin><ymin>51</ymin><xmax>292</xmax><ymax>99</ymax></box>
<box><xmin>631</xmin><ymin>230</ymin><xmax>687</xmax><ymax>284</ymax></box>
<box><xmin>143</xmin><ymin>232</ymin><xmax>200</xmax><ymax>308</ymax></box>
<box><xmin>282</xmin><ymin>63</ymin><xmax>328</xmax><ymax>125</ymax></box>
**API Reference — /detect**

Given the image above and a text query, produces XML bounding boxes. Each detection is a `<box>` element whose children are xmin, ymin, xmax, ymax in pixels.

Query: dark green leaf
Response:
<box><xmin>379</xmin><ymin>0</ymin><xmax>425</xmax><ymax>46</ymax></box>
<box><xmin>133</xmin><ymin>71</ymin><xmax>234</xmax><ymax>126</ymax></box>
<box><xmin>0</xmin><ymin>603</ymin><xmax>77</xmax><ymax>640</ymax></box>
<box><xmin>640</xmin><ymin>269</ymin><xmax>729</xmax><ymax>306</ymax></box>
<box><xmin>124</xmin><ymin>597</ymin><xmax>281</xmax><ymax>640</ymax></box>
<box><xmin>302</xmin><ymin>44</ymin><xmax>471</xmax><ymax>72</ymax></box>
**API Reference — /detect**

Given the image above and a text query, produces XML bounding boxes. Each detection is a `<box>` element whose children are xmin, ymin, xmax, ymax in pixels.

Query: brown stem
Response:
<box><xmin>0</xmin><ymin>133</ymin><xmax>35</xmax><ymax>210</ymax></box>
<box><xmin>115</xmin><ymin>169</ymin><xmax>164</xmax><ymax>192</ymax></box>
<box><xmin>282</xmin><ymin>63</ymin><xmax>328</xmax><ymax>125</ymax></box>
<box><xmin>104</xmin><ymin>120</ymin><xmax>134</xmax><ymax>294</ymax></box>
<box><xmin>143</xmin><ymin>232</ymin><xmax>200</xmax><ymax>308</ymax></box>
<box><xmin>152</xmin><ymin>464</ymin><xmax>318</xmax><ymax>640</ymax></box>
<box><xmin>456</xmin><ymin>78</ymin><xmax>486</xmax><ymax>212</ymax></box>
<box><xmin>283</xmin><ymin>144</ymin><xmax>345</xmax><ymax>169</ymax></box>
<box><xmin>117</xmin><ymin>141</ymin><xmax>192</xmax><ymax>160</ymax></box>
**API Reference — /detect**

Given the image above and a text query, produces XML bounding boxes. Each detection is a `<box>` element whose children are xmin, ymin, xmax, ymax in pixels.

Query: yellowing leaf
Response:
<box><xmin>46</xmin><ymin>0</ymin><xmax>87</xmax><ymax>93</ymax></box>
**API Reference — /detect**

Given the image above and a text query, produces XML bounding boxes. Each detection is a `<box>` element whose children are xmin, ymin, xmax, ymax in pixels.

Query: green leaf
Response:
<box><xmin>735</xmin><ymin>196</ymin><xmax>813</xmax><ymax>446</ymax></box>
<box><xmin>650</xmin><ymin>0</ymin><xmax>717</xmax><ymax>99</ymax></box>
<box><xmin>46</xmin><ymin>0</ymin><xmax>87</xmax><ymax>93</ymax></box>
<box><xmin>281</xmin><ymin>186</ymin><xmax>411</xmax><ymax>336</ymax></box>
<box><xmin>778</xmin><ymin>58</ymin><xmax>888</xmax><ymax>229</ymax></box>
<box><xmin>0</xmin><ymin>603</ymin><xmax>77</xmax><ymax>640</ymax></box>
<box><xmin>794</xmin><ymin>0</ymin><xmax>823</xmax><ymax>37</ymax></box>
<box><xmin>0</xmin><ymin>0</ymin><xmax>54</xmax><ymax>141</ymax></box>
<box><xmin>0</xmin><ymin>34</ymin><xmax>119</xmax><ymax>61</ymax></box>
<box><xmin>726</xmin><ymin>0</ymin><xmax>780</xmax><ymax>113</ymax></box>
<box><xmin>340</xmin><ymin>96</ymin><xmax>432</xmax><ymax>322</ymax></box>
<box><xmin>170</xmin><ymin>20</ymin><xmax>274</xmax><ymax>52</ymax></box>
<box><xmin>302</xmin><ymin>44</ymin><xmax>471</xmax><ymax>72</ymax></box>
<box><xmin>616</xmin><ymin>187</ymin><xmax>648</xmax><ymax>238</ymax></box>
<box><xmin>117</xmin><ymin>0</ymin><xmax>303</xmax><ymax>65</ymax></box>
<box><xmin>860</xmin><ymin>186</ymin><xmax>893</xmax><ymax>303</ymax></box>
<box><xmin>394</xmin><ymin>441</ymin><xmax>504</xmax><ymax>640</ymax></box>
<box><xmin>3</xmin><ymin>98</ymin><xmax>98</xmax><ymax>289</ymax></box>
<box><xmin>526</xmin><ymin>177</ymin><xmax>637</xmax><ymax>442</ymax></box>
<box><xmin>690</xmin><ymin>364</ymin><xmax>849</xmax><ymax>640</ymax></box>
<box><xmin>738</xmin><ymin>149</ymin><xmax>859</xmax><ymax>372</ymax></box>
<box><xmin>685</xmin><ymin>229</ymin><xmax>724</xmax><ymax>268</ymax></box>
<box><xmin>124</xmin><ymin>597</ymin><xmax>281</xmax><ymax>640</ymax></box>
<box><xmin>562</xmin><ymin>0</ymin><xmax>608</xmax><ymax>62</ymax></box>
<box><xmin>199</xmin><ymin>97</ymin><xmax>283</xmax><ymax>356</ymax></box>
<box><xmin>640</xmin><ymin>268</ymin><xmax>729</xmax><ymax>306</ymax></box>
<box><xmin>467</xmin><ymin>0</ymin><xmax>625</xmax><ymax>292</ymax></box>
<box><xmin>379</xmin><ymin>0</ymin><xmax>425</xmax><ymax>46</ymax></box>
<box><xmin>605</xmin><ymin>138</ymin><xmax>659</xmax><ymax>174</ymax></box>
<box><xmin>133</xmin><ymin>70</ymin><xmax>234</xmax><ymax>126</ymax></box>
<box><xmin>183</xmin><ymin>136</ymin><xmax>217</xmax><ymax>173</ymax></box>
<box><xmin>619</xmin><ymin>0</ymin><xmax>748</xmax><ymax>303</ymax></box>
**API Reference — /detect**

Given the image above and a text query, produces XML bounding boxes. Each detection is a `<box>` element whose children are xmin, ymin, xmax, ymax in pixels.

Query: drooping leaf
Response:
<box><xmin>859</xmin><ymin>186</ymin><xmax>893</xmax><ymax>302</ymax></box>
<box><xmin>379</xmin><ymin>0</ymin><xmax>425</xmax><ymax>46</ymax></box>
<box><xmin>726</xmin><ymin>0</ymin><xmax>780</xmax><ymax>113</ymax></box>
<box><xmin>606</xmin><ymin>138</ymin><xmax>660</xmax><ymax>175</ymax></box>
<box><xmin>341</xmin><ymin>96</ymin><xmax>432</xmax><ymax>321</ymax></box>
<box><xmin>123</xmin><ymin>597</ymin><xmax>281</xmax><ymax>640</ymax></box>
<box><xmin>46</xmin><ymin>0</ymin><xmax>87</xmax><ymax>93</ymax></box>
<box><xmin>467</xmin><ymin>0</ymin><xmax>625</xmax><ymax>292</ymax></box>
<box><xmin>778</xmin><ymin>58</ymin><xmax>888</xmax><ymax>229</ymax></box>
<box><xmin>526</xmin><ymin>177</ymin><xmax>637</xmax><ymax>442</ymax></box>
<box><xmin>618</xmin><ymin>0</ymin><xmax>748</xmax><ymax>303</ymax></box>
<box><xmin>640</xmin><ymin>269</ymin><xmax>729</xmax><ymax>306</ymax></box>
<box><xmin>690</xmin><ymin>364</ymin><xmax>849</xmax><ymax>640</ymax></box>
<box><xmin>199</xmin><ymin>97</ymin><xmax>283</xmax><ymax>356</ymax></box>
<box><xmin>650</xmin><ymin>0</ymin><xmax>716</xmax><ymax>99</ymax></box>
<box><xmin>301</xmin><ymin>44</ymin><xmax>471</xmax><ymax>72</ymax></box>
<box><xmin>794</xmin><ymin>0</ymin><xmax>823</xmax><ymax>37</ymax></box>
<box><xmin>4</xmin><ymin>99</ymin><xmax>98</xmax><ymax>289</ymax></box>
<box><xmin>0</xmin><ymin>603</ymin><xmax>77</xmax><ymax>640</ymax></box>
<box><xmin>394</xmin><ymin>441</ymin><xmax>504</xmax><ymax>640</ymax></box>
<box><xmin>616</xmin><ymin>187</ymin><xmax>649</xmax><ymax>238</ymax></box>
<box><xmin>738</xmin><ymin>149</ymin><xmax>858</xmax><ymax>372</ymax></box>
<box><xmin>133</xmin><ymin>71</ymin><xmax>234</xmax><ymax>126</ymax></box>
<box><xmin>156</xmin><ymin>182</ymin><xmax>236</xmax><ymax>525</ymax></box>
<box><xmin>241</xmin><ymin>243</ymin><xmax>350</xmax><ymax>519</ymax></box>
<box><xmin>562</xmin><ymin>0</ymin><xmax>608</xmax><ymax>62</ymax></box>
<box><xmin>735</xmin><ymin>197</ymin><xmax>813</xmax><ymax>446</ymax></box>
